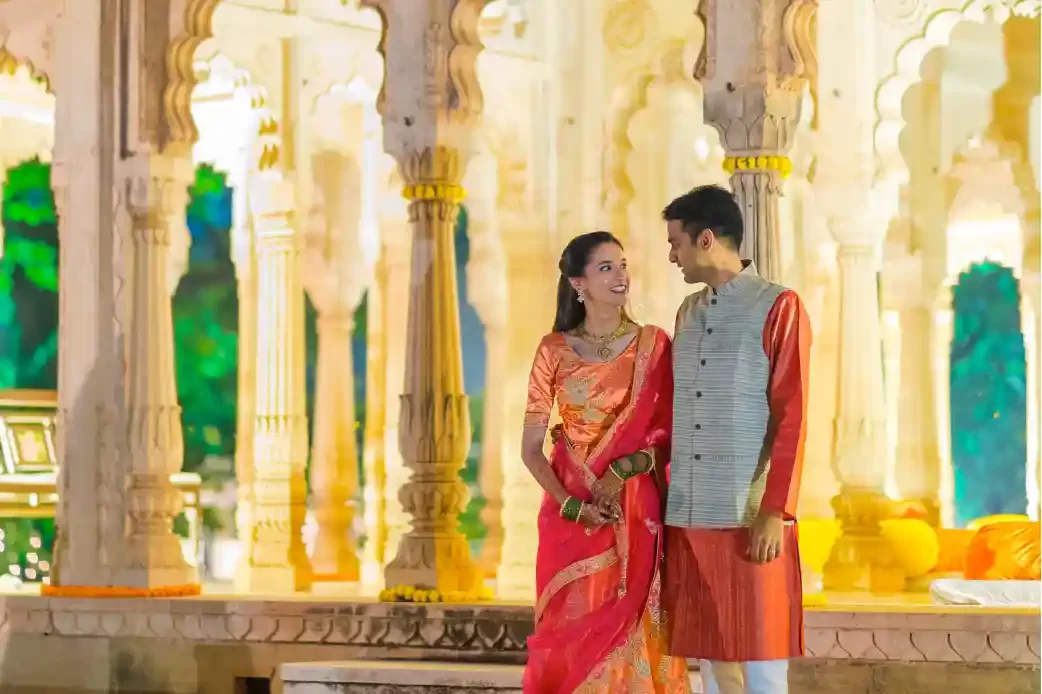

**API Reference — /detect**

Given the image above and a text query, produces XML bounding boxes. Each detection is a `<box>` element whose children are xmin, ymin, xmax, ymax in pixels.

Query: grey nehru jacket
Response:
<box><xmin>666</xmin><ymin>261</ymin><xmax>785</xmax><ymax>529</ymax></box>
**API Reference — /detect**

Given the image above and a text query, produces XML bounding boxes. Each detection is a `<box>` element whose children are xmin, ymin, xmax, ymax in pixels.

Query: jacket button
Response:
<box><xmin>696</xmin><ymin>391</ymin><xmax>702</xmax><ymax>398</ymax></box>
<box><xmin>695</xmin><ymin>424</ymin><xmax>701</xmax><ymax>430</ymax></box>
<box><xmin>700</xmin><ymin>359</ymin><xmax>706</xmax><ymax>366</ymax></box>
<box><xmin>711</xmin><ymin>299</ymin><xmax>717</xmax><ymax>305</ymax></box>
<box><xmin>694</xmin><ymin>455</ymin><xmax>701</xmax><ymax>461</ymax></box>
<box><xmin>707</xmin><ymin>328</ymin><xmax>713</xmax><ymax>335</ymax></box>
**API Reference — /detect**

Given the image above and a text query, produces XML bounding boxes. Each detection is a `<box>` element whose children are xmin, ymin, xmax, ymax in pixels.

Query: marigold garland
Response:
<box><xmin>41</xmin><ymin>583</ymin><xmax>201</xmax><ymax>598</ymax></box>
<box><xmin>401</xmin><ymin>183</ymin><xmax>467</xmax><ymax>204</ymax></box>
<box><xmin>722</xmin><ymin>155</ymin><xmax>794</xmax><ymax>179</ymax></box>
<box><xmin>378</xmin><ymin>583</ymin><xmax>494</xmax><ymax>604</ymax></box>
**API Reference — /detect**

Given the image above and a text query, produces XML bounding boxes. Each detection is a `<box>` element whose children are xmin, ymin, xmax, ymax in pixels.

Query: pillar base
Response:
<box><xmin>311</xmin><ymin>511</ymin><xmax>361</xmax><ymax>583</ymax></box>
<box><xmin>823</xmin><ymin>489</ymin><xmax>904</xmax><ymax>593</ymax></box>
<box><xmin>384</xmin><ymin>534</ymin><xmax>480</xmax><ymax>593</ymax></box>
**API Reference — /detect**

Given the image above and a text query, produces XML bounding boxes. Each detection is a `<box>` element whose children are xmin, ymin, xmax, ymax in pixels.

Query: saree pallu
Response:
<box><xmin>523</xmin><ymin>327</ymin><xmax>689</xmax><ymax>694</ymax></box>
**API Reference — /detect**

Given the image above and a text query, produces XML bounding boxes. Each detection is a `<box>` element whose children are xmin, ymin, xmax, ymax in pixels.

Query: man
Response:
<box><xmin>661</xmin><ymin>185</ymin><xmax>810</xmax><ymax>694</ymax></box>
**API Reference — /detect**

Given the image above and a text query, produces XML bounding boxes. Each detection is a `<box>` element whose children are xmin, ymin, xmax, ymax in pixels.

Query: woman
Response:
<box><xmin>521</xmin><ymin>231</ymin><xmax>690</xmax><ymax>693</ymax></box>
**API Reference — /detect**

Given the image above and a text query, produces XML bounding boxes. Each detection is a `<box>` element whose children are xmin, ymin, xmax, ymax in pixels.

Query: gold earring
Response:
<box><xmin>577</xmin><ymin>288</ymin><xmax>585</xmax><ymax>304</ymax></box>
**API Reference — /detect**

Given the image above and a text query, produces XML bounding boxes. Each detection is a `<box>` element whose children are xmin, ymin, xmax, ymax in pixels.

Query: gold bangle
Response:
<box><xmin>642</xmin><ymin>449</ymin><xmax>656</xmax><ymax>475</ymax></box>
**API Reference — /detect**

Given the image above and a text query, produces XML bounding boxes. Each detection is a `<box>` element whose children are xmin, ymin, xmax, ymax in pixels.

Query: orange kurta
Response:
<box><xmin>665</xmin><ymin>289</ymin><xmax>811</xmax><ymax>662</ymax></box>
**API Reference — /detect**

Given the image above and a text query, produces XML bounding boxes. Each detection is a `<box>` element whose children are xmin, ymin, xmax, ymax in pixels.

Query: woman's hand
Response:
<box><xmin>590</xmin><ymin>472</ymin><xmax>624</xmax><ymax>522</ymax></box>
<box><xmin>578</xmin><ymin>502</ymin><xmax>615</xmax><ymax>527</ymax></box>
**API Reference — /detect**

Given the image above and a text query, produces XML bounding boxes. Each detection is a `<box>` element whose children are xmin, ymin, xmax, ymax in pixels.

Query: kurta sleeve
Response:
<box><xmin>524</xmin><ymin>335</ymin><xmax>559</xmax><ymax>428</ymax></box>
<box><xmin>760</xmin><ymin>290</ymin><xmax>812</xmax><ymax>519</ymax></box>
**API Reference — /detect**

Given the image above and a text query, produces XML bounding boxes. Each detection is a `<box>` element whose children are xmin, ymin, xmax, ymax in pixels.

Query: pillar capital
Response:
<box><xmin>692</xmin><ymin>0</ymin><xmax>816</xmax><ymax>281</ymax></box>
<box><xmin>363</xmin><ymin>0</ymin><xmax>489</xmax><ymax>167</ymax></box>
<box><xmin>695</xmin><ymin>0</ymin><xmax>816</xmax><ymax>155</ymax></box>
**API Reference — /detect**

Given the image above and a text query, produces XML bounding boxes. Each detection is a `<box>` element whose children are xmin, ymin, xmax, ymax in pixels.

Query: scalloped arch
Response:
<box><xmin>163</xmin><ymin>0</ymin><xmax>224</xmax><ymax>153</ymax></box>
<box><xmin>0</xmin><ymin>46</ymin><xmax>51</xmax><ymax>93</ymax></box>
<box><xmin>874</xmin><ymin>0</ymin><xmax>1041</xmax><ymax>182</ymax></box>
<box><xmin>192</xmin><ymin>53</ymin><xmax>275</xmax><ymax>172</ymax></box>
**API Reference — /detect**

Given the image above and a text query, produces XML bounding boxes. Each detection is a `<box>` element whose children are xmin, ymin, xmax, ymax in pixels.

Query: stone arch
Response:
<box><xmin>874</xmin><ymin>0</ymin><xmax>1041</xmax><ymax>183</ymax></box>
<box><xmin>191</xmin><ymin>52</ymin><xmax>273</xmax><ymax>275</ymax></box>
<box><xmin>164</xmin><ymin>0</ymin><xmax>226</xmax><ymax>151</ymax></box>
<box><xmin>309</xmin><ymin>76</ymin><xmax>386</xmax><ymax>294</ymax></box>
<box><xmin>0</xmin><ymin>47</ymin><xmax>51</xmax><ymax>96</ymax></box>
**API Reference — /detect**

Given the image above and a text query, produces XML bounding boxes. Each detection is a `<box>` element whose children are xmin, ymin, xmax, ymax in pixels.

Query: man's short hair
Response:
<box><xmin>661</xmin><ymin>185</ymin><xmax>744</xmax><ymax>251</ymax></box>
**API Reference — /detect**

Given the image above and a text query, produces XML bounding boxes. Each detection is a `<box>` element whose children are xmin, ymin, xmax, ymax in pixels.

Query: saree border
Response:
<box><xmin>579</xmin><ymin>326</ymin><xmax>660</xmax><ymax>487</ymax></box>
<box><xmin>534</xmin><ymin>547</ymin><xmax>619</xmax><ymax>624</ymax></box>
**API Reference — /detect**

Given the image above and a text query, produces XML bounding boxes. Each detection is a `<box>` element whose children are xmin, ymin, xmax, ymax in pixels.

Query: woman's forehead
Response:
<box><xmin>588</xmin><ymin>243</ymin><xmax>623</xmax><ymax>264</ymax></box>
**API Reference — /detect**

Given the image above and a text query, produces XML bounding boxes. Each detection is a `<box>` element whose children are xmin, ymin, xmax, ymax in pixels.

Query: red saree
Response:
<box><xmin>522</xmin><ymin>326</ymin><xmax>690</xmax><ymax>694</ymax></box>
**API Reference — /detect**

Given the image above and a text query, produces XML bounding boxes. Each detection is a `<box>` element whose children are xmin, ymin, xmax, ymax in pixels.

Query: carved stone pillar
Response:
<box><xmin>233</xmin><ymin>202</ymin><xmax>257</xmax><ymax>588</ymax></box>
<box><xmin>362</xmin><ymin>0</ymin><xmax>488</xmax><ymax>592</ymax></box>
<box><xmin>360</xmin><ymin>245</ymin><xmax>388</xmax><ymax>590</ymax></box>
<box><xmin>120</xmin><ymin>155</ymin><xmax>196</xmax><ymax>588</ymax></box>
<box><xmin>51</xmin><ymin>0</ymin><xmax>214</xmax><ymax>592</ymax></box>
<box><xmin>465</xmin><ymin>154</ymin><xmax>508</xmax><ymax>577</ymax></box>
<box><xmin>496</xmin><ymin>238</ymin><xmax>555</xmax><ymax>600</ymax></box>
<box><xmin>309</xmin><ymin>310</ymin><xmax>361</xmax><ymax>581</ymax></box>
<box><xmin>374</xmin><ymin>215</ymin><xmax>412</xmax><ymax>581</ymax></box>
<box><xmin>304</xmin><ymin>151</ymin><xmax>369</xmax><ymax>583</ymax></box>
<box><xmin>694</xmin><ymin>0</ymin><xmax>816</xmax><ymax>282</ymax></box>
<box><xmin>821</xmin><ymin>221</ymin><xmax>894</xmax><ymax>591</ymax></box>
<box><xmin>240</xmin><ymin>166</ymin><xmax>313</xmax><ymax>593</ymax></box>
<box><xmin>814</xmin><ymin>0</ymin><xmax>899</xmax><ymax>591</ymax></box>
<box><xmin>50</xmin><ymin>0</ymin><xmax>123</xmax><ymax>589</ymax></box>
<box><xmin>895</xmin><ymin>302</ymin><xmax>943</xmax><ymax>526</ymax></box>
<box><xmin>477</xmin><ymin>317</ymin><xmax>506</xmax><ymax>577</ymax></box>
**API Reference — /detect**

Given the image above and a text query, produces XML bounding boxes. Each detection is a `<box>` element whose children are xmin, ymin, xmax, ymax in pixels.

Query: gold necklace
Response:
<box><xmin>578</xmin><ymin>320</ymin><xmax>630</xmax><ymax>359</ymax></box>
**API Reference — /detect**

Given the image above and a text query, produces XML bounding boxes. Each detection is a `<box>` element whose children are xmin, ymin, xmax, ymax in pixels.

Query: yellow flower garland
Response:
<box><xmin>722</xmin><ymin>155</ymin><xmax>794</xmax><ymax>179</ymax></box>
<box><xmin>378</xmin><ymin>583</ymin><xmax>494</xmax><ymax>604</ymax></box>
<box><xmin>401</xmin><ymin>183</ymin><xmax>467</xmax><ymax>204</ymax></box>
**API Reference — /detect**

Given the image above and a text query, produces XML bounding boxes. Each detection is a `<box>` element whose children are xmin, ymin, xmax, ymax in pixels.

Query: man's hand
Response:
<box><xmin>748</xmin><ymin>511</ymin><xmax>784</xmax><ymax>563</ymax></box>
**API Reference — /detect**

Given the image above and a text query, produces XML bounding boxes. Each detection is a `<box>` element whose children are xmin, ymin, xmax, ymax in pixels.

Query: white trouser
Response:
<box><xmin>696</xmin><ymin>659</ymin><xmax>789</xmax><ymax>694</ymax></box>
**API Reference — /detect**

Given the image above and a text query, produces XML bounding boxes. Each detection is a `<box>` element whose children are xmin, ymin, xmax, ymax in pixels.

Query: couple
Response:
<box><xmin>520</xmin><ymin>185</ymin><xmax>810</xmax><ymax>694</ymax></box>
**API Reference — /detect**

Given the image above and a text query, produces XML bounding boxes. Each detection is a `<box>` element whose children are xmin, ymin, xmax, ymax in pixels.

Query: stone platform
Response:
<box><xmin>0</xmin><ymin>591</ymin><xmax>1034</xmax><ymax>692</ymax></box>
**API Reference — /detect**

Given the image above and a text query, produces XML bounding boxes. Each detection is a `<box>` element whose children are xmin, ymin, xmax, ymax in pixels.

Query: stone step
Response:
<box><xmin>279</xmin><ymin>661</ymin><xmax>524</xmax><ymax>693</ymax></box>
<box><xmin>280</xmin><ymin>660</ymin><xmax>705</xmax><ymax>693</ymax></box>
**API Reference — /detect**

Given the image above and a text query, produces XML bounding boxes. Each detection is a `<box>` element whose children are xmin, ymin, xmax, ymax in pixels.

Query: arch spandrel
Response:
<box><xmin>874</xmin><ymin>0</ymin><xmax>1041</xmax><ymax>184</ymax></box>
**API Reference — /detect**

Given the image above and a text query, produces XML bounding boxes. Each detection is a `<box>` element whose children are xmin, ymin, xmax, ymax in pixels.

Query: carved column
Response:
<box><xmin>51</xmin><ymin>0</ymin><xmax>125</xmax><ymax>588</ymax></box>
<box><xmin>496</xmin><ymin>238</ymin><xmax>555</xmax><ymax>600</ymax></box>
<box><xmin>894</xmin><ymin>300</ymin><xmax>943</xmax><ymax>526</ymax></box>
<box><xmin>360</xmin><ymin>243</ymin><xmax>388</xmax><ymax>589</ymax></box>
<box><xmin>465</xmin><ymin>152</ymin><xmax>508</xmax><ymax>577</ymax></box>
<box><xmin>694</xmin><ymin>0</ymin><xmax>816</xmax><ymax>282</ymax></box>
<box><xmin>374</xmin><ymin>211</ymin><xmax>412</xmax><ymax>581</ymax></box>
<box><xmin>309</xmin><ymin>309</ymin><xmax>361</xmax><ymax>582</ymax></box>
<box><xmin>363</xmin><ymin>0</ymin><xmax>488</xmax><ymax>592</ymax></box>
<box><xmin>120</xmin><ymin>155</ymin><xmax>196</xmax><ymax>588</ymax></box>
<box><xmin>51</xmin><ymin>0</ymin><xmax>217</xmax><ymax>592</ymax></box>
<box><xmin>304</xmin><ymin>151</ymin><xmax>369</xmax><ymax>583</ymax></box>
<box><xmin>822</xmin><ymin>227</ymin><xmax>894</xmax><ymax>590</ymax></box>
<box><xmin>240</xmin><ymin>163</ymin><xmax>313</xmax><ymax>593</ymax></box>
<box><xmin>815</xmin><ymin>0</ymin><xmax>898</xmax><ymax>591</ymax></box>
<box><xmin>233</xmin><ymin>187</ymin><xmax>258</xmax><ymax>589</ymax></box>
